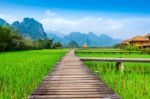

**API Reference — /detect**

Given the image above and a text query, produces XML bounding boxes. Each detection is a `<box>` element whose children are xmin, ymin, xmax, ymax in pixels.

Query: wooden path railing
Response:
<box><xmin>80</xmin><ymin>57</ymin><xmax>150</xmax><ymax>62</ymax></box>
<box><xmin>28</xmin><ymin>50</ymin><xmax>120</xmax><ymax>99</ymax></box>
<box><xmin>76</xmin><ymin>51</ymin><xmax>141</xmax><ymax>54</ymax></box>
<box><xmin>80</xmin><ymin>58</ymin><xmax>150</xmax><ymax>73</ymax></box>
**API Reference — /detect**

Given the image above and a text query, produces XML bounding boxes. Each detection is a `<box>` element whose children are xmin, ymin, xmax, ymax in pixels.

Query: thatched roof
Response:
<box><xmin>144</xmin><ymin>33</ymin><xmax>150</xmax><ymax>37</ymax></box>
<box><xmin>130</xmin><ymin>36</ymin><xmax>149</xmax><ymax>42</ymax></box>
<box><xmin>121</xmin><ymin>33</ymin><xmax>150</xmax><ymax>45</ymax></box>
<box><xmin>121</xmin><ymin>39</ymin><xmax>131</xmax><ymax>44</ymax></box>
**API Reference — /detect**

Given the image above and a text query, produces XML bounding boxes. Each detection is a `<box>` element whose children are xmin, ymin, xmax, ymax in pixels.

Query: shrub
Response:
<box><xmin>141</xmin><ymin>48</ymin><xmax>150</xmax><ymax>54</ymax></box>
<box><xmin>124</xmin><ymin>45</ymin><xmax>140</xmax><ymax>51</ymax></box>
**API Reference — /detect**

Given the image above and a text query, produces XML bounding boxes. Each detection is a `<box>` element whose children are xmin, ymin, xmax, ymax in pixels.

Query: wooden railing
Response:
<box><xmin>80</xmin><ymin>58</ymin><xmax>150</xmax><ymax>62</ymax></box>
<box><xmin>76</xmin><ymin>51</ymin><xmax>141</xmax><ymax>54</ymax></box>
<box><xmin>80</xmin><ymin>57</ymin><xmax>150</xmax><ymax>74</ymax></box>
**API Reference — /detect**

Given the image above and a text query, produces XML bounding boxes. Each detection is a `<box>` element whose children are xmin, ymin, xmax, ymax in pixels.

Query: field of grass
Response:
<box><xmin>76</xmin><ymin>49</ymin><xmax>150</xmax><ymax>58</ymax></box>
<box><xmin>0</xmin><ymin>49</ymin><xmax>68</xmax><ymax>99</ymax></box>
<box><xmin>76</xmin><ymin>49</ymin><xmax>150</xmax><ymax>99</ymax></box>
<box><xmin>77</xmin><ymin>48</ymin><xmax>121</xmax><ymax>51</ymax></box>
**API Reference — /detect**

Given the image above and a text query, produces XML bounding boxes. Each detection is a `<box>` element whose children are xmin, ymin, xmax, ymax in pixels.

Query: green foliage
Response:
<box><xmin>76</xmin><ymin>49</ymin><xmax>147</xmax><ymax>58</ymax></box>
<box><xmin>0</xmin><ymin>26</ymin><xmax>23</xmax><ymax>51</ymax></box>
<box><xmin>0</xmin><ymin>49</ymin><xmax>68</xmax><ymax>99</ymax></box>
<box><xmin>34</xmin><ymin>39</ymin><xmax>53</xmax><ymax>49</ymax></box>
<box><xmin>22</xmin><ymin>37</ymin><xmax>34</xmax><ymax>49</ymax></box>
<box><xmin>123</xmin><ymin>45</ymin><xmax>140</xmax><ymax>51</ymax></box>
<box><xmin>141</xmin><ymin>48</ymin><xmax>150</xmax><ymax>54</ymax></box>
<box><xmin>33</xmin><ymin>39</ymin><xmax>62</xmax><ymax>49</ymax></box>
<box><xmin>113</xmin><ymin>43</ymin><xmax>121</xmax><ymax>48</ymax></box>
<box><xmin>52</xmin><ymin>42</ymin><xmax>62</xmax><ymax>48</ymax></box>
<box><xmin>44</xmin><ymin>39</ymin><xmax>53</xmax><ymax>49</ymax></box>
<box><xmin>0</xmin><ymin>26</ymin><xmax>63</xmax><ymax>51</ymax></box>
<box><xmin>0</xmin><ymin>26</ymin><xmax>10</xmax><ymax>51</ymax></box>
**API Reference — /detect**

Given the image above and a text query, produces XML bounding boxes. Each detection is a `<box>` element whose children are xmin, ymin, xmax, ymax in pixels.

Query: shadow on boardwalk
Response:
<box><xmin>28</xmin><ymin>50</ymin><xmax>120</xmax><ymax>99</ymax></box>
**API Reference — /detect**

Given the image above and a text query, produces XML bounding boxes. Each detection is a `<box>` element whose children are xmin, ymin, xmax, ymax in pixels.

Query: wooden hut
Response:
<box><xmin>121</xmin><ymin>35</ymin><xmax>150</xmax><ymax>49</ymax></box>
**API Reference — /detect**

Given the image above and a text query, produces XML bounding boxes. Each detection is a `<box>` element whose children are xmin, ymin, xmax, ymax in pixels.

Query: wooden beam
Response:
<box><xmin>80</xmin><ymin>58</ymin><xmax>150</xmax><ymax>63</ymax></box>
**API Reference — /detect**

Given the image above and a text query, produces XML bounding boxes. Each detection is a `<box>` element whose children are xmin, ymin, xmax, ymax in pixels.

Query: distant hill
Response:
<box><xmin>0</xmin><ymin>18</ymin><xmax>9</xmax><ymax>26</ymax></box>
<box><xmin>0</xmin><ymin>18</ymin><xmax>47</xmax><ymax>40</ymax></box>
<box><xmin>47</xmin><ymin>32</ymin><xmax>121</xmax><ymax>47</ymax></box>
<box><xmin>47</xmin><ymin>32</ymin><xmax>63</xmax><ymax>42</ymax></box>
<box><xmin>67</xmin><ymin>41</ymin><xmax>79</xmax><ymax>48</ymax></box>
<box><xmin>11</xmin><ymin>18</ymin><xmax>47</xmax><ymax>39</ymax></box>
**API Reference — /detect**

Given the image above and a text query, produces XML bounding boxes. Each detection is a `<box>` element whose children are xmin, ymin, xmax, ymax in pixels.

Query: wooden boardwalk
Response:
<box><xmin>28</xmin><ymin>50</ymin><xmax>120</xmax><ymax>99</ymax></box>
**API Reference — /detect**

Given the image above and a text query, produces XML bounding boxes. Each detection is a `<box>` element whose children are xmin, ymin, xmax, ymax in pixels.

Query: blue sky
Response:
<box><xmin>0</xmin><ymin>0</ymin><xmax>150</xmax><ymax>39</ymax></box>
<box><xmin>1</xmin><ymin>0</ymin><xmax>150</xmax><ymax>13</ymax></box>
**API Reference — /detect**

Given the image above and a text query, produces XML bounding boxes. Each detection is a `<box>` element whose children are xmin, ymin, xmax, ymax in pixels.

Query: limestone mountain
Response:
<box><xmin>11</xmin><ymin>18</ymin><xmax>47</xmax><ymax>39</ymax></box>
<box><xmin>0</xmin><ymin>18</ymin><xmax>9</xmax><ymax>26</ymax></box>
<box><xmin>47</xmin><ymin>32</ymin><xmax>121</xmax><ymax>47</ymax></box>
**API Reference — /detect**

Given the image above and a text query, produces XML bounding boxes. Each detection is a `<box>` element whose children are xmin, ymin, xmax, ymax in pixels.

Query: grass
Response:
<box><xmin>76</xmin><ymin>49</ymin><xmax>150</xmax><ymax>58</ymax></box>
<box><xmin>0</xmin><ymin>49</ymin><xmax>68</xmax><ymax>99</ymax></box>
<box><xmin>76</xmin><ymin>49</ymin><xmax>150</xmax><ymax>99</ymax></box>
<box><xmin>77</xmin><ymin>48</ymin><xmax>121</xmax><ymax>51</ymax></box>
<box><xmin>76</xmin><ymin>49</ymin><xmax>141</xmax><ymax>53</ymax></box>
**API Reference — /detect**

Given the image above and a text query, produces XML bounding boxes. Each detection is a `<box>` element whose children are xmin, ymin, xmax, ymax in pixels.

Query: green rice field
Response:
<box><xmin>76</xmin><ymin>49</ymin><xmax>150</xmax><ymax>99</ymax></box>
<box><xmin>1</xmin><ymin>48</ymin><xmax>150</xmax><ymax>99</ymax></box>
<box><xmin>76</xmin><ymin>49</ymin><xmax>150</xmax><ymax>58</ymax></box>
<box><xmin>0</xmin><ymin>49</ymin><xmax>68</xmax><ymax>99</ymax></box>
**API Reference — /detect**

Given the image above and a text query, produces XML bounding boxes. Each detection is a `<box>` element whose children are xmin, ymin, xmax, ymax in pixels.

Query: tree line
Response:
<box><xmin>0</xmin><ymin>26</ymin><xmax>62</xmax><ymax>51</ymax></box>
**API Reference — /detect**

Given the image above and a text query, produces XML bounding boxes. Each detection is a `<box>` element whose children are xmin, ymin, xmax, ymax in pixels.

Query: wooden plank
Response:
<box><xmin>80</xmin><ymin>57</ymin><xmax>150</xmax><ymax>62</ymax></box>
<box><xmin>76</xmin><ymin>50</ymin><xmax>141</xmax><ymax>53</ymax></box>
<box><xmin>28</xmin><ymin>50</ymin><xmax>120</xmax><ymax>99</ymax></box>
<box><xmin>29</xmin><ymin>94</ymin><xmax>118</xmax><ymax>98</ymax></box>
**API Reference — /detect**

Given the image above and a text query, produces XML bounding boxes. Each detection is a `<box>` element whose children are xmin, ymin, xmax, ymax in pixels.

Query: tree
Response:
<box><xmin>52</xmin><ymin>42</ymin><xmax>62</xmax><ymax>48</ymax></box>
<box><xmin>34</xmin><ymin>39</ymin><xmax>53</xmax><ymax>49</ymax></box>
<box><xmin>0</xmin><ymin>26</ymin><xmax>12</xmax><ymax>51</ymax></box>
<box><xmin>36</xmin><ymin>39</ymin><xmax>44</xmax><ymax>49</ymax></box>
<box><xmin>43</xmin><ymin>39</ymin><xmax>53</xmax><ymax>49</ymax></box>
<box><xmin>9</xmin><ymin>31</ymin><xmax>23</xmax><ymax>50</ymax></box>
<box><xmin>22</xmin><ymin>37</ymin><xmax>33</xmax><ymax>49</ymax></box>
<box><xmin>0</xmin><ymin>26</ymin><xmax>63</xmax><ymax>51</ymax></box>
<box><xmin>0</xmin><ymin>26</ymin><xmax>34</xmax><ymax>51</ymax></box>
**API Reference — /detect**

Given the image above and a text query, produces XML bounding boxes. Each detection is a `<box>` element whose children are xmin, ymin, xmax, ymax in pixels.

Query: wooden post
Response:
<box><xmin>116</xmin><ymin>61</ymin><xmax>124</xmax><ymax>74</ymax></box>
<box><xmin>102</xmin><ymin>66</ymin><xmax>106</xmax><ymax>74</ymax></box>
<box><xmin>121</xmin><ymin>62</ymin><xmax>124</xmax><ymax>74</ymax></box>
<box><xmin>115</xmin><ymin>61</ymin><xmax>121</xmax><ymax>72</ymax></box>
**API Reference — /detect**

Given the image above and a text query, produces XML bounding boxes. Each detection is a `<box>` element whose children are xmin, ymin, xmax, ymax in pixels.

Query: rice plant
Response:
<box><xmin>76</xmin><ymin>49</ymin><xmax>150</xmax><ymax>99</ymax></box>
<box><xmin>76</xmin><ymin>49</ymin><xmax>150</xmax><ymax>58</ymax></box>
<box><xmin>0</xmin><ymin>49</ymin><xmax>68</xmax><ymax>99</ymax></box>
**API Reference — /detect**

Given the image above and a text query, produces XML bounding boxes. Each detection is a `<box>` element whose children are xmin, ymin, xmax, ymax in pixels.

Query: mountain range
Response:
<box><xmin>0</xmin><ymin>18</ymin><xmax>121</xmax><ymax>47</ymax></box>
<box><xmin>0</xmin><ymin>18</ymin><xmax>47</xmax><ymax>39</ymax></box>
<box><xmin>48</xmin><ymin>32</ymin><xmax>121</xmax><ymax>47</ymax></box>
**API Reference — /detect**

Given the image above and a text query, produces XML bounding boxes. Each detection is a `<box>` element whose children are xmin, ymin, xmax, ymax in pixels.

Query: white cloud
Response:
<box><xmin>40</xmin><ymin>13</ymin><xmax>150</xmax><ymax>39</ymax></box>
<box><xmin>45</xmin><ymin>10</ymin><xmax>58</xmax><ymax>17</ymax></box>
<box><xmin>41</xmin><ymin>16</ymin><xmax>122</xmax><ymax>33</ymax></box>
<box><xmin>40</xmin><ymin>16</ymin><xmax>125</xmax><ymax>37</ymax></box>
<box><xmin>1</xmin><ymin>10</ymin><xmax>150</xmax><ymax>39</ymax></box>
<box><xmin>0</xmin><ymin>14</ymin><xmax>22</xmax><ymax>23</ymax></box>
